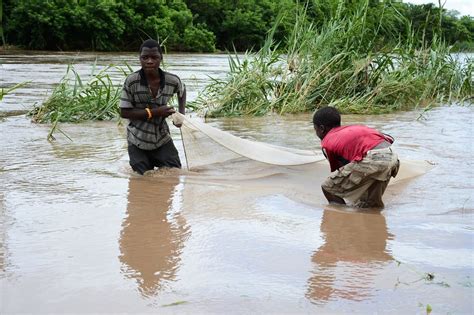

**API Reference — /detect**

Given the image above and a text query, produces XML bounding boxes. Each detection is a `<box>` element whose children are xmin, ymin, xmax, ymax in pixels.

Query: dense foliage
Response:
<box><xmin>193</xmin><ymin>3</ymin><xmax>473</xmax><ymax>116</ymax></box>
<box><xmin>2</xmin><ymin>0</ymin><xmax>215</xmax><ymax>51</ymax></box>
<box><xmin>29</xmin><ymin>0</ymin><xmax>472</xmax><ymax>126</ymax></box>
<box><xmin>1</xmin><ymin>0</ymin><xmax>473</xmax><ymax>52</ymax></box>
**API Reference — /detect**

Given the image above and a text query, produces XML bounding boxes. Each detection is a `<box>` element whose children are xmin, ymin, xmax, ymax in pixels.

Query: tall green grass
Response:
<box><xmin>29</xmin><ymin>63</ymin><xmax>132</xmax><ymax>140</ymax></box>
<box><xmin>192</xmin><ymin>1</ymin><xmax>473</xmax><ymax>116</ymax></box>
<box><xmin>30</xmin><ymin>63</ymin><xmax>132</xmax><ymax>124</ymax></box>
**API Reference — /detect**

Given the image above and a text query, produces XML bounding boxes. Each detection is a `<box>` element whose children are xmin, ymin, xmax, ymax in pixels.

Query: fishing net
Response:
<box><xmin>172</xmin><ymin>113</ymin><xmax>434</xmax><ymax>184</ymax></box>
<box><xmin>173</xmin><ymin>113</ymin><xmax>326</xmax><ymax>170</ymax></box>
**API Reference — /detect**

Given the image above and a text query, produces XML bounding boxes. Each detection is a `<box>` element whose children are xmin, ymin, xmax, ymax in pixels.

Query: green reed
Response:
<box><xmin>192</xmin><ymin>1</ymin><xmax>473</xmax><ymax>117</ymax></box>
<box><xmin>30</xmin><ymin>63</ymin><xmax>132</xmax><ymax>124</ymax></box>
<box><xmin>0</xmin><ymin>81</ymin><xmax>30</xmax><ymax>101</ymax></box>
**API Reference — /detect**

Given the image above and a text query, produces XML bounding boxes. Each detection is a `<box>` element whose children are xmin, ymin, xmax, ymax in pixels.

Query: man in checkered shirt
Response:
<box><xmin>120</xmin><ymin>39</ymin><xmax>186</xmax><ymax>174</ymax></box>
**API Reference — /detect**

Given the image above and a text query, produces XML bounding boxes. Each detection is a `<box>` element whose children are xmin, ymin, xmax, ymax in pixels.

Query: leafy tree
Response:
<box><xmin>117</xmin><ymin>0</ymin><xmax>215</xmax><ymax>52</ymax></box>
<box><xmin>1</xmin><ymin>0</ymin><xmax>472</xmax><ymax>52</ymax></box>
<box><xmin>184</xmin><ymin>0</ymin><xmax>295</xmax><ymax>51</ymax></box>
<box><xmin>182</xmin><ymin>24</ymin><xmax>216</xmax><ymax>52</ymax></box>
<box><xmin>5</xmin><ymin>0</ymin><xmax>125</xmax><ymax>50</ymax></box>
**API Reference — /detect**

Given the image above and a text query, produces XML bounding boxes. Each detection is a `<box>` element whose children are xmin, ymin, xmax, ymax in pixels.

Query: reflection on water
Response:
<box><xmin>306</xmin><ymin>207</ymin><xmax>393</xmax><ymax>304</ymax></box>
<box><xmin>119</xmin><ymin>174</ymin><xmax>189</xmax><ymax>298</ymax></box>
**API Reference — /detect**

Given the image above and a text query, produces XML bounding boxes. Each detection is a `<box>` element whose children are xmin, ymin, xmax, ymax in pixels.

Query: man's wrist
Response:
<box><xmin>145</xmin><ymin>108</ymin><xmax>152</xmax><ymax>119</ymax></box>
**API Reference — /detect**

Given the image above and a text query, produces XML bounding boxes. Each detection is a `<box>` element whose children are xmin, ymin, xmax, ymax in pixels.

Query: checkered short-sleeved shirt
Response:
<box><xmin>120</xmin><ymin>68</ymin><xmax>185</xmax><ymax>150</ymax></box>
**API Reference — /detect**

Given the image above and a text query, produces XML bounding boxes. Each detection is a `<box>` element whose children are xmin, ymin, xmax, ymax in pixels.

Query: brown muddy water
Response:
<box><xmin>0</xmin><ymin>51</ymin><xmax>473</xmax><ymax>314</ymax></box>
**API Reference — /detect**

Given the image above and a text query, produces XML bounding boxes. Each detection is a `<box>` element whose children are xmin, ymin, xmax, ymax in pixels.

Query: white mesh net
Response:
<box><xmin>173</xmin><ymin>113</ymin><xmax>326</xmax><ymax>170</ymax></box>
<box><xmin>172</xmin><ymin>112</ymin><xmax>434</xmax><ymax>185</ymax></box>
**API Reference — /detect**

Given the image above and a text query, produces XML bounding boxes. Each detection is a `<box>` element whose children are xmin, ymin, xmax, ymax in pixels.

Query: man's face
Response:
<box><xmin>140</xmin><ymin>47</ymin><xmax>162</xmax><ymax>72</ymax></box>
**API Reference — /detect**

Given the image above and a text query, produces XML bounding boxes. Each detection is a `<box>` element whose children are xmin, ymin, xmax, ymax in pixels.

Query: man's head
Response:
<box><xmin>139</xmin><ymin>39</ymin><xmax>163</xmax><ymax>72</ymax></box>
<box><xmin>313</xmin><ymin>107</ymin><xmax>341</xmax><ymax>140</ymax></box>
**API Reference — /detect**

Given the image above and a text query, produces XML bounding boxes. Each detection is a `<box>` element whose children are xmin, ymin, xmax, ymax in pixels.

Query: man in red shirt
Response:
<box><xmin>313</xmin><ymin>107</ymin><xmax>400</xmax><ymax>208</ymax></box>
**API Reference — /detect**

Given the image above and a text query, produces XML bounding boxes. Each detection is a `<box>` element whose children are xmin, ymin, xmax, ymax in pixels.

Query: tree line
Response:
<box><xmin>1</xmin><ymin>0</ymin><xmax>473</xmax><ymax>52</ymax></box>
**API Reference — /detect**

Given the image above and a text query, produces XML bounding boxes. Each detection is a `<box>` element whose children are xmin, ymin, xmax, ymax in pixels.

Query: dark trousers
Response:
<box><xmin>128</xmin><ymin>140</ymin><xmax>181</xmax><ymax>175</ymax></box>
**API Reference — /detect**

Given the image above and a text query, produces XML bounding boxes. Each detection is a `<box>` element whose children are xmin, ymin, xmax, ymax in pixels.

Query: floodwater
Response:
<box><xmin>1</xmin><ymin>51</ymin><xmax>473</xmax><ymax>314</ymax></box>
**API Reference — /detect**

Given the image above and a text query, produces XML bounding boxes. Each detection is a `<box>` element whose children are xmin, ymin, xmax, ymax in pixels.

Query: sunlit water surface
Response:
<box><xmin>0</xmin><ymin>51</ymin><xmax>473</xmax><ymax>314</ymax></box>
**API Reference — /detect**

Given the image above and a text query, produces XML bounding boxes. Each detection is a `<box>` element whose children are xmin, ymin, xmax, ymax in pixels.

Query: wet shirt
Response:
<box><xmin>120</xmin><ymin>68</ymin><xmax>185</xmax><ymax>150</ymax></box>
<box><xmin>321</xmin><ymin>125</ymin><xmax>392</xmax><ymax>172</ymax></box>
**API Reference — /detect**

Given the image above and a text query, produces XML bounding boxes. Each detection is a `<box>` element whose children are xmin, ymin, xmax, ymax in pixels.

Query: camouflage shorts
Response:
<box><xmin>322</xmin><ymin>147</ymin><xmax>400</xmax><ymax>207</ymax></box>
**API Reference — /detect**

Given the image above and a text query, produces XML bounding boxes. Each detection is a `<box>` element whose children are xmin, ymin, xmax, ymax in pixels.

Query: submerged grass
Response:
<box><xmin>192</xmin><ymin>2</ymin><xmax>473</xmax><ymax>117</ymax></box>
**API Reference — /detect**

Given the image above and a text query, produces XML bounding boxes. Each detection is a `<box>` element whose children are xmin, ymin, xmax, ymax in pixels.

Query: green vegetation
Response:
<box><xmin>1</xmin><ymin>0</ymin><xmax>473</xmax><ymax>53</ymax></box>
<box><xmin>11</xmin><ymin>0</ymin><xmax>474</xmax><ymax>123</ymax></box>
<box><xmin>29</xmin><ymin>63</ymin><xmax>131</xmax><ymax>123</ymax></box>
<box><xmin>0</xmin><ymin>81</ymin><xmax>30</xmax><ymax>101</ymax></box>
<box><xmin>193</xmin><ymin>3</ymin><xmax>473</xmax><ymax>116</ymax></box>
<box><xmin>28</xmin><ymin>63</ymin><xmax>132</xmax><ymax>140</ymax></box>
<box><xmin>0</xmin><ymin>0</ymin><xmax>5</xmax><ymax>46</ymax></box>
<box><xmin>2</xmin><ymin>0</ymin><xmax>216</xmax><ymax>52</ymax></box>
<box><xmin>395</xmin><ymin>260</ymin><xmax>454</xmax><ymax>290</ymax></box>
<box><xmin>426</xmin><ymin>304</ymin><xmax>433</xmax><ymax>314</ymax></box>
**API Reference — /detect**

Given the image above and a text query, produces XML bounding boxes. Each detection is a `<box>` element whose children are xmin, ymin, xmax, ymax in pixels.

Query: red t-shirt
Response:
<box><xmin>321</xmin><ymin>125</ymin><xmax>393</xmax><ymax>172</ymax></box>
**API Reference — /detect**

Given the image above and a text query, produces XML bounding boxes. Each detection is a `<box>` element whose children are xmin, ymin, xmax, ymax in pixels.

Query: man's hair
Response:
<box><xmin>139</xmin><ymin>39</ymin><xmax>163</xmax><ymax>55</ymax></box>
<box><xmin>312</xmin><ymin>106</ymin><xmax>341</xmax><ymax>128</ymax></box>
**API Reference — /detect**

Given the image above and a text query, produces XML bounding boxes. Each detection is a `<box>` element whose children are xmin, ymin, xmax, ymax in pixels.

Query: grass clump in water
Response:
<box><xmin>192</xmin><ymin>2</ymin><xmax>473</xmax><ymax>117</ymax></box>
<box><xmin>29</xmin><ymin>63</ymin><xmax>132</xmax><ymax>124</ymax></box>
